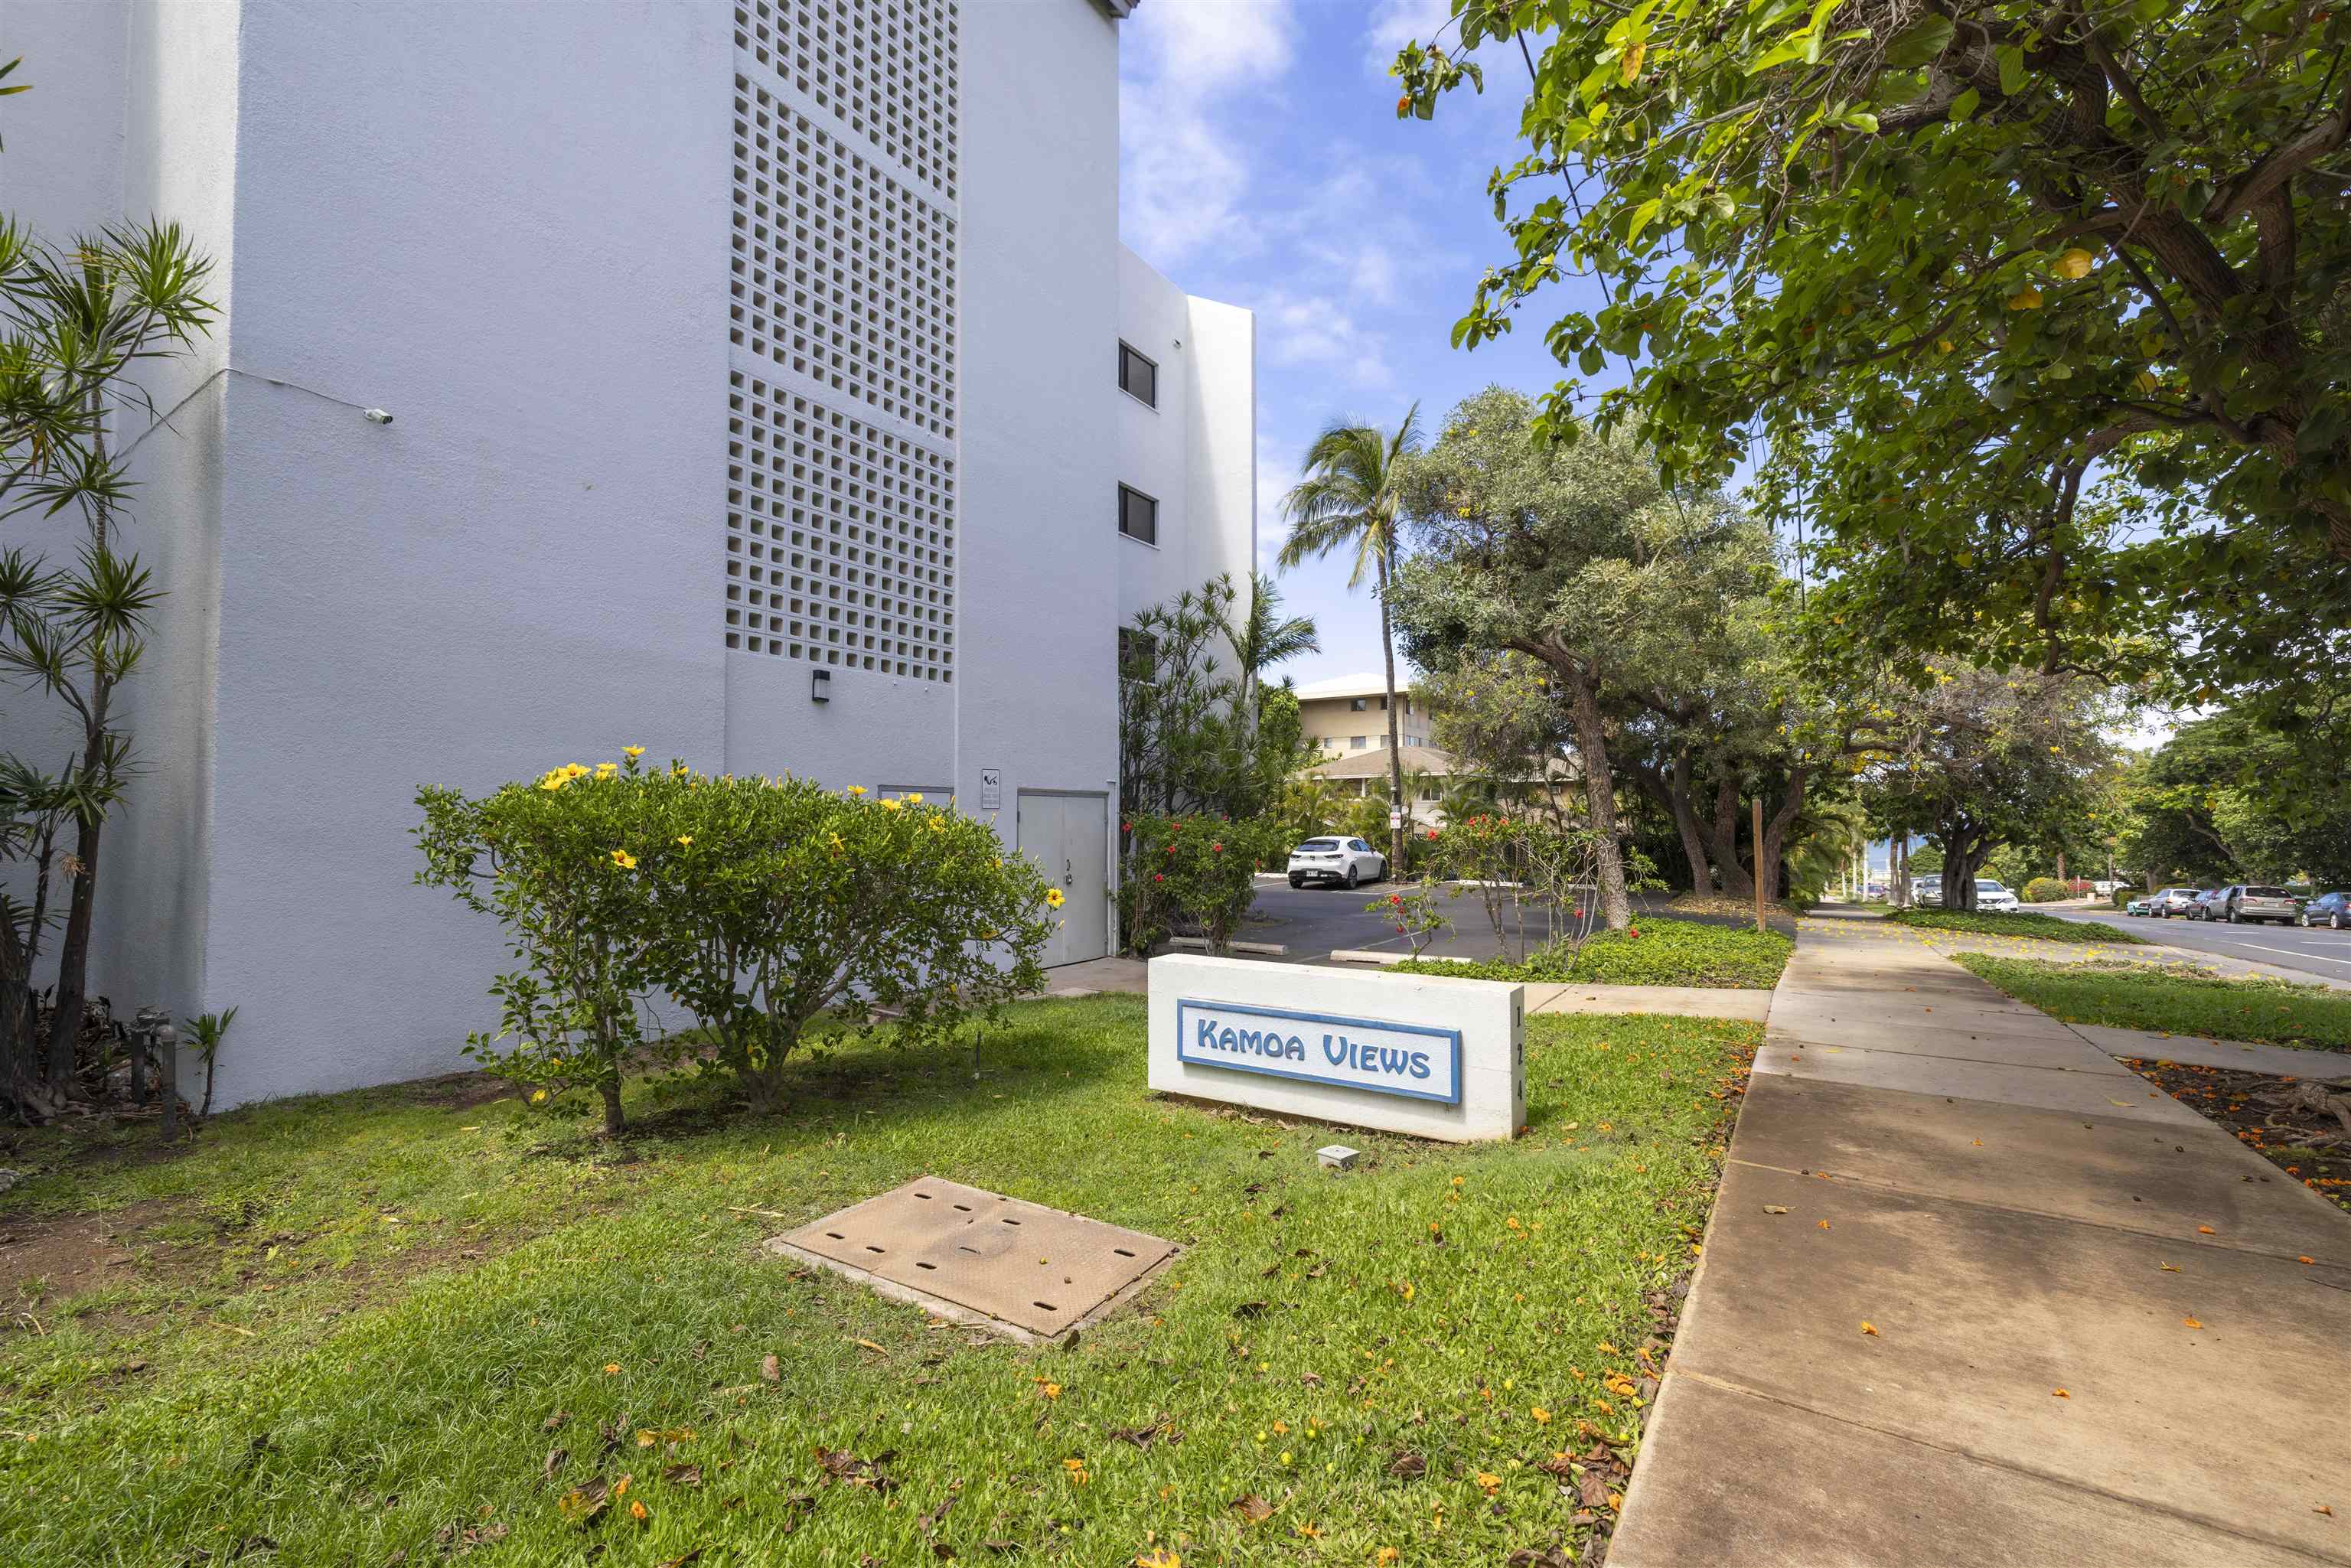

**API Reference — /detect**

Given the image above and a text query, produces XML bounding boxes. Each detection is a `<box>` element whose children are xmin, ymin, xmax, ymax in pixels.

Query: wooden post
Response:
<box><xmin>1753</xmin><ymin>797</ymin><xmax>1766</xmax><ymax>933</ymax></box>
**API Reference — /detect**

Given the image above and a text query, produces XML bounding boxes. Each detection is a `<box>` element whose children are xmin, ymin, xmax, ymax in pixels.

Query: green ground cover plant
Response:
<box><xmin>1887</xmin><ymin>908</ymin><xmax>2148</xmax><ymax>945</ymax></box>
<box><xmin>1954</xmin><ymin>956</ymin><xmax>2351</xmax><ymax>1051</ymax></box>
<box><xmin>0</xmin><ymin>998</ymin><xmax>1755</xmax><ymax>1566</ymax></box>
<box><xmin>1391</xmin><ymin>918</ymin><xmax>1791</xmax><ymax>989</ymax></box>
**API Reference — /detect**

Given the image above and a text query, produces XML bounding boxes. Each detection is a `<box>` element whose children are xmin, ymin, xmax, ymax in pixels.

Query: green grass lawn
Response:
<box><xmin>1886</xmin><ymin>908</ymin><xmax>2149</xmax><ymax>944</ymax></box>
<box><xmin>1953</xmin><ymin>954</ymin><xmax>2351</xmax><ymax>1049</ymax></box>
<box><xmin>1391</xmin><ymin>918</ymin><xmax>1792</xmax><ymax>989</ymax></box>
<box><xmin>0</xmin><ymin>997</ymin><xmax>1755</xmax><ymax>1566</ymax></box>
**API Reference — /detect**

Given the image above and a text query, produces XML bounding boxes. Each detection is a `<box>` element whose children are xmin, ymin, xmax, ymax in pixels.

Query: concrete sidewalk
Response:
<box><xmin>1610</xmin><ymin>923</ymin><xmax>2351</xmax><ymax>1567</ymax></box>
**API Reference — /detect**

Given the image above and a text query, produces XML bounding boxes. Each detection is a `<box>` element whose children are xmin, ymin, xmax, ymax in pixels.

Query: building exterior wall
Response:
<box><xmin>0</xmin><ymin>0</ymin><xmax>1253</xmax><ymax>1108</ymax></box>
<box><xmin>1114</xmin><ymin>246</ymin><xmax>1256</xmax><ymax>623</ymax></box>
<box><xmin>1296</xmin><ymin>684</ymin><xmax>1430</xmax><ymax>758</ymax></box>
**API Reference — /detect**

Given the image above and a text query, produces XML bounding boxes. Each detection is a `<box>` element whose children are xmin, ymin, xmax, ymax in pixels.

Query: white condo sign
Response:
<box><xmin>1176</xmin><ymin>999</ymin><xmax>1460</xmax><ymax>1103</ymax></box>
<box><xmin>1148</xmin><ymin>955</ymin><xmax>1524</xmax><ymax>1143</ymax></box>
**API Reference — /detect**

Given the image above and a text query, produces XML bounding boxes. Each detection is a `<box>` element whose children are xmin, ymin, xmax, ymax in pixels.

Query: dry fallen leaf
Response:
<box><xmin>1230</xmin><ymin>1493</ymin><xmax>1273</xmax><ymax>1524</ymax></box>
<box><xmin>1763</xmin><ymin>1205</ymin><xmax>1792</xmax><ymax>1214</ymax></box>
<box><xmin>2160</xmin><ymin>1263</ymin><xmax>2181</xmax><ymax>1272</ymax></box>
<box><xmin>760</xmin><ymin>1354</ymin><xmax>781</xmax><ymax>1383</ymax></box>
<box><xmin>2315</xmin><ymin>1504</ymin><xmax>2334</xmax><ymax>1517</ymax></box>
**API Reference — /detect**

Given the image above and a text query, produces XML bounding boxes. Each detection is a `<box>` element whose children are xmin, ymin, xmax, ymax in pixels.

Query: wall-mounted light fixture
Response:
<box><xmin>362</xmin><ymin>407</ymin><xmax>394</xmax><ymax>425</ymax></box>
<box><xmin>811</xmin><ymin>668</ymin><xmax>831</xmax><ymax>703</ymax></box>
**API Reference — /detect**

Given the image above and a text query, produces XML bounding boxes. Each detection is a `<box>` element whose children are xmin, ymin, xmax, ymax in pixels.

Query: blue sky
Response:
<box><xmin>1117</xmin><ymin>0</ymin><xmax>1610</xmax><ymax>689</ymax></box>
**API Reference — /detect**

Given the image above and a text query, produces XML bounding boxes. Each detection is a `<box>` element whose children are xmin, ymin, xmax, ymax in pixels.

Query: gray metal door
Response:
<box><xmin>1017</xmin><ymin>790</ymin><xmax>1108</xmax><ymax>967</ymax></box>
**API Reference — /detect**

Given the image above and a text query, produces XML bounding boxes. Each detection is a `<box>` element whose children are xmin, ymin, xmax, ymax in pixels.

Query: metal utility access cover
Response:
<box><xmin>780</xmin><ymin>1177</ymin><xmax>1176</xmax><ymax>1339</ymax></box>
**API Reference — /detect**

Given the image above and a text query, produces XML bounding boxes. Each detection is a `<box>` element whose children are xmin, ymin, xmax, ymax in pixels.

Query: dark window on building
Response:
<box><xmin>1350</xmin><ymin>696</ymin><xmax>1368</xmax><ymax>712</ymax></box>
<box><xmin>1118</xmin><ymin>626</ymin><xmax>1159</xmax><ymax>683</ymax></box>
<box><xmin>1118</xmin><ymin>483</ymin><xmax>1159</xmax><ymax>545</ymax></box>
<box><xmin>1118</xmin><ymin>342</ymin><xmax>1158</xmax><ymax>407</ymax></box>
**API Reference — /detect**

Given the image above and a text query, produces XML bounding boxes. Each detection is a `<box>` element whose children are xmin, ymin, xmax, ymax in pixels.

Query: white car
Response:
<box><xmin>1972</xmin><ymin>879</ymin><xmax>2020</xmax><ymax>912</ymax></box>
<box><xmin>1286</xmin><ymin>836</ymin><xmax>1387</xmax><ymax>890</ymax></box>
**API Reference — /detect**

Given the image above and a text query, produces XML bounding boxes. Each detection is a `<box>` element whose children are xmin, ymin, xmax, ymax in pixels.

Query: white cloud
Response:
<box><xmin>1363</xmin><ymin>0</ymin><xmax>1457</xmax><ymax>76</ymax></box>
<box><xmin>1255</xmin><ymin>289</ymin><xmax>1395</xmax><ymax>391</ymax></box>
<box><xmin>1120</xmin><ymin>1</ymin><xmax>1296</xmax><ymax>267</ymax></box>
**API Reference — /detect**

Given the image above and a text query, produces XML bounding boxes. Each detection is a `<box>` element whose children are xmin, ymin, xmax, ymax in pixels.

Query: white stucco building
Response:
<box><xmin>0</xmin><ymin>0</ymin><xmax>1254</xmax><ymax>1107</ymax></box>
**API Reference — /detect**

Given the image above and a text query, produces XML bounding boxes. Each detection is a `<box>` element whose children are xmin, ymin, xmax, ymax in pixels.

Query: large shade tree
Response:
<box><xmin>1393</xmin><ymin>1</ymin><xmax>2351</xmax><ymax>702</ymax></box>
<box><xmin>1389</xmin><ymin>386</ymin><xmax>1773</xmax><ymax>927</ymax></box>
<box><xmin>1869</xmin><ymin>663</ymin><xmax>2117</xmax><ymax>908</ymax></box>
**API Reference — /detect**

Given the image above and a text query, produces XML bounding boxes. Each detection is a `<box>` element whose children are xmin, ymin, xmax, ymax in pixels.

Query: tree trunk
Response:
<box><xmin>1375</xmin><ymin>550</ymin><xmax>1406</xmax><ymax>870</ymax></box>
<box><xmin>1748</xmin><ymin>771</ymin><xmax>1809</xmax><ymax>906</ymax></box>
<box><xmin>599</xmin><ymin>1074</ymin><xmax>626</xmax><ymax>1137</ymax></box>
<box><xmin>1709</xmin><ymin>777</ymin><xmax>1753</xmax><ymax>898</ymax></box>
<box><xmin>1666</xmin><ymin>750</ymin><xmax>1713</xmax><ymax>894</ymax></box>
<box><xmin>1558</xmin><ymin>664</ymin><xmax>1631</xmax><ymax>931</ymax></box>
<box><xmin>47</xmin><ymin>808</ymin><xmax>101</xmax><ymax>1089</ymax></box>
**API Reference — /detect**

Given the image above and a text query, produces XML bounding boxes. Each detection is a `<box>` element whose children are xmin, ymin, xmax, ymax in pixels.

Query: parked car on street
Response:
<box><xmin>2124</xmin><ymin>895</ymin><xmax>2154</xmax><ymax>916</ymax></box>
<box><xmin>1286</xmin><ymin>836</ymin><xmax>1386</xmax><ymax>890</ymax></box>
<box><xmin>1973</xmin><ymin>879</ymin><xmax>2021</xmax><ymax>912</ymax></box>
<box><xmin>2300</xmin><ymin>892</ymin><xmax>2351</xmax><ymax>929</ymax></box>
<box><xmin>2148</xmin><ymin>886</ymin><xmax>2203</xmax><ymax>918</ymax></box>
<box><xmin>2186</xmin><ymin>888</ymin><xmax>2229</xmax><ymax>921</ymax></box>
<box><xmin>2214</xmin><ymin>885</ymin><xmax>2302</xmax><ymax>924</ymax></box>
<box><xmin>1913</xmin><ymin>874</ymin><xmax>1942</xmax><ymax>907</ymax></box>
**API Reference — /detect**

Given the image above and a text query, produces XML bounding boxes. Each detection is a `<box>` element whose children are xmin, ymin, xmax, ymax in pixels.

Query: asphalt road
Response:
<box><xmin>1237</xmin><ymin>879</ymin><xmax>1787</xmax><ymax>966</ymax></box>
<box><xmin>2042</xmin><ymin>905</ymin><xmax>2351</xmax><ymax>986</ymax></box>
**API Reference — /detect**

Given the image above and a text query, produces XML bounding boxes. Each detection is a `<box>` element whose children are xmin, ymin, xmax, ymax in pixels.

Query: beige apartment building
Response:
<box><xmin>1293</xmin><ymin>673</ymin><xmax>1433</xmax><ymax>758</ymax></box>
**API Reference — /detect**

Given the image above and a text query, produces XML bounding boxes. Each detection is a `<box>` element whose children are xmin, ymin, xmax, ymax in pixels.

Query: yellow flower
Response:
<box><xmin>539</xmin><ymin>774</ymin><xmax>567</xmax><ymax>791</ymax></box>
<box><xmin>530</xmin><ymin>1089</ymin><xmax>548</xmax><ymax>1103</ymax></box>
<box><xmin>1045</xmin><ymin>887</ymin><xmax>1065</xmax><ymax>909</ymax></box>
<box><xmin>677</xmin><ymin>836</ymin><xmax>693</xmax><ymax>847</ymax></box>
<box><xmin>2055</xmin><ymin>247</ymin><xmax>2095</xmax><ymax>280</ymax></box>
<box><xmin>1531</xmin><ymin>1407</ymin><xmax>1550</xmax><ymax>1423</ymax></box>
<box><xmin>846</xmin><ymin>784</ymin><xmax>867</xmax><ymax>796</ymax></box>
<box><xmin>828</xmin><ymin>833</ymin><xmax>845</xmax><ymax>853</ymax></box>
<box><xmin>595</xmin><ymin>762</ymin><xmax>618</xmax><ymax>778</ymax></box>
<box><xmin>565</xmin><ymin>764</ymin><xmax>589</xmax><ymax>778</ymax></box>
<box><xmin>905</xmin><ymin>793</ymin><xmax>923</xmax><ymax>804</ymax></box>
<box><xmin>882</xmin><ymin>798</ymin><xmax>903</xmax><ymax>812</ymax></box>
<box><xmin>611</xmin><ymin>849</ymin><xmax>637</xmax><ymax>869</ymax></box>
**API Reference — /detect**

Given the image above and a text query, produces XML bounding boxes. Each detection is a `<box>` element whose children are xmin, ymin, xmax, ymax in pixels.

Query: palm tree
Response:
<box><xmin>1280</xmin><ymin>406</ymin><xmax>1421</xmax><ymax>869</ymax></box>
<box><xmin>1220</xmin><ymin>572</ymin><xmax>1319</xmax><ymax>738</ymax></box>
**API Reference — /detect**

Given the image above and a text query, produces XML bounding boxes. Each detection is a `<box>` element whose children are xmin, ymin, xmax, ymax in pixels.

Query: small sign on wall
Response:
<box><xmin>978</xmin><ymin>768</ymin><xmax>1002</xmax><ymax>811</ymax></box>
<box><xmin>1149</xmin><ymin>955</ymin><xmax>1523</xmax><ymax>1143</ymax></box>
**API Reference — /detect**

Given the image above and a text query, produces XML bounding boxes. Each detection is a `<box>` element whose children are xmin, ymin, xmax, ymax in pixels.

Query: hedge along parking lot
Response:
<box><xmin>0</xmin><ymin>997</ymin><xmax>1758</xmax><ymax>1566</ymax></box>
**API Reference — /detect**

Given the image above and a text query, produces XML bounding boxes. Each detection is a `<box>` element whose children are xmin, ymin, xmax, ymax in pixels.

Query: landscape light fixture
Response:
<box><xmin>811</xmin><ymin>668</ymin><xmax>831</xmax><ymax>704</ymax></box>
<box><xmin>362</xmin><ymin>407</ymin><xmax>393</xmax><ymax>425</ymax></box>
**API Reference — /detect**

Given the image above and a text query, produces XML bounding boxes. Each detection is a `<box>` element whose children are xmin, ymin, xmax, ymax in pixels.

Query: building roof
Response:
<box><xmin>1288</xmin><ymin>672</ymin><xmax>1411</xmax><ymax>703</ymax></box>
<box><xmin>1305</xmin><ymin>745</ymin><xmax>1472</xmax><ymax>781</ymax></box>
<box><xmin>1303</xmin><ymin>746</ymin><xmax>1580</xmax><ymax>784</ymax></box>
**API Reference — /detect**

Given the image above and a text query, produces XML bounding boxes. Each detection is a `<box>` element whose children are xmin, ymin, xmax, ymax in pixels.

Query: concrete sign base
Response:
<box><xmin>1148</xmin><ymin>955</ymin><xmax>1524</xmax><ymax>1143</ymax></box>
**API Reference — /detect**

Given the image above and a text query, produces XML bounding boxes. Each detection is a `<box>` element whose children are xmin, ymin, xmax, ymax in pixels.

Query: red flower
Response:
<box><xmin>1165</xmin><ymin>845</ymin><xmax>1176</xmax><ymax>855</ymax></box>
<box><xmin>1395</xmin><ymin>924</ymin><xmax>1406</xmax><ymax>934</ymax></box>
<box><xmin>1427</xmin><ymin>829</ymin><xmax>1440</xmax><ymax>840</ymax></box>
<box><xmin>1390</xmin><ymin>895</ymin><xmax>1403</xmax><ymax>905</ymax></box>
<box><xmin>1211</xmin><ymin>843</ymin><xmax>1224</xmax><ymax>853</ymax></box>
<box><xmin>1153</xmin><ymin>872</ymin><xmax>1165</xmax><ymax>882</ymax></box>
<box><xmin>1121</xmin><ymin>820</ymin><xmax>1132</xmax><ymax>832</ymax></box>
<box><xmin>1629</xmin><ymin>927</ymin><xmax>1641</xmax><ymax>937</ymax></box>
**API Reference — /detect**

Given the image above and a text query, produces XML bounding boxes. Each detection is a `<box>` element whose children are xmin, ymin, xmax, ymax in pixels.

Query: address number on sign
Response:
<box><xmin>1175</xmin><ymin>999</ymin><xmax>1462</xmax><ymax>1105</ymax></box>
